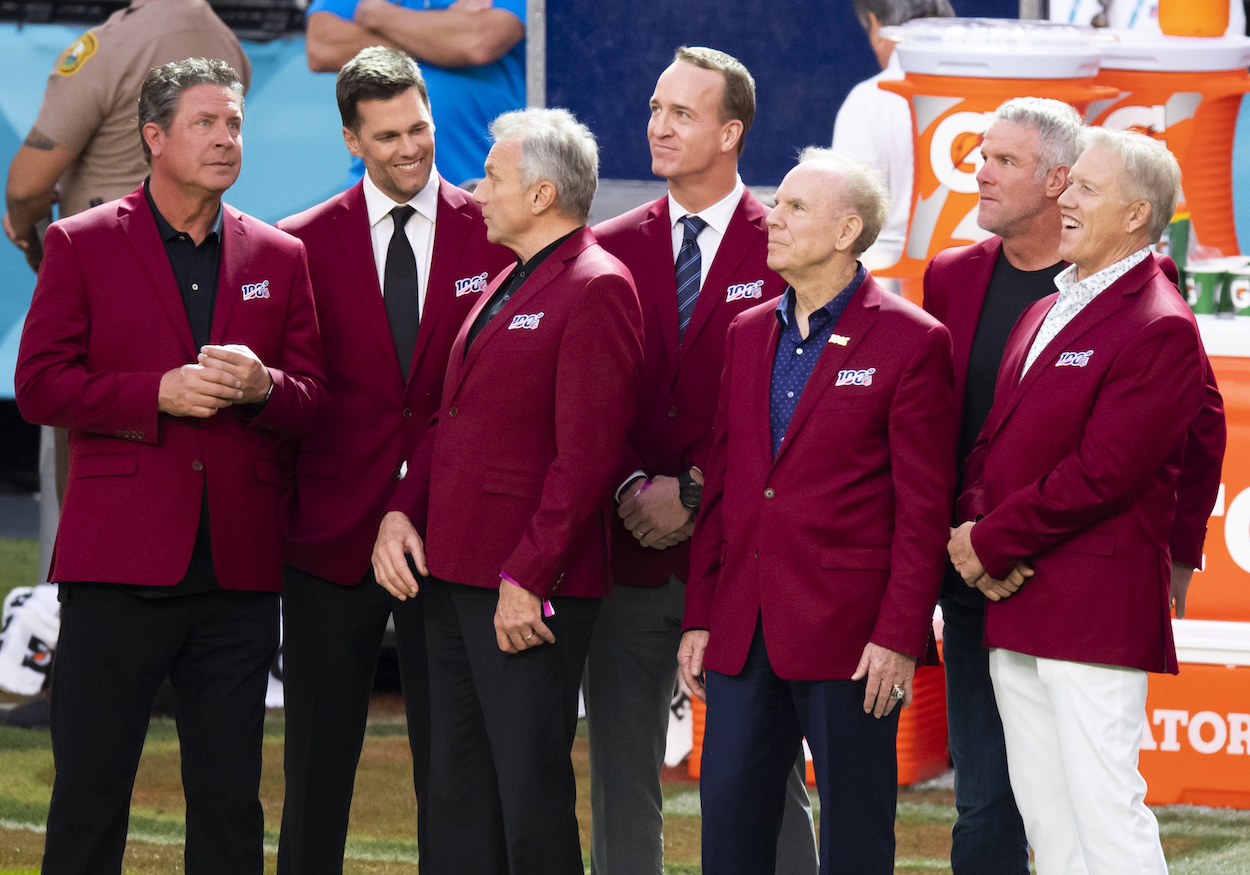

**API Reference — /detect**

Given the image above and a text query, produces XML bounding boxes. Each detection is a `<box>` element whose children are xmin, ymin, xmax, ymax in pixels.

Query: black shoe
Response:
<box><xmin>0</xmin><ymin>696</ymin><xmax>51</xmax><ymax>729</ymax></box>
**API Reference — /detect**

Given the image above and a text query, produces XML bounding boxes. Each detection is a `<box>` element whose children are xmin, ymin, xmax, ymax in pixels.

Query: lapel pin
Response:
<box><xmin>828</xmin><ymin>333</ymin><xmax>849</xmax><ymax>346</ymax></box>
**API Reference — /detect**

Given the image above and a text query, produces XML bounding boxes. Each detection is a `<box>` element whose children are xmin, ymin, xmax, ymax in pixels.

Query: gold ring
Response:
<box><xmin>890</xmin><ymin>684</ymin><xmax>905</xmax><ymax>700</ymax></box>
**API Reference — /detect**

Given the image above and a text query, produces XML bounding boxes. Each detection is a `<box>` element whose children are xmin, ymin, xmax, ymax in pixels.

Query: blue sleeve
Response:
<box><xmin>306</xmin><ymin>0</ymin><xmax>358</xmax><ymax>21</ymax></box>
<box><xmin>492</xmin><ymin>0</ymin><xmax>525</xmax><ymax>25</ymax></box>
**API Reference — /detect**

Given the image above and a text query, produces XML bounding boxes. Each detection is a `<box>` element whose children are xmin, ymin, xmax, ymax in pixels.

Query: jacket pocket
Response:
<box><xmin>819</xmin><ymin>546</ymin><xmax>891</xmax><ymax>570</ymax></box>
<box><xmin>74</xmin><ymin>453</ymin><xmax>137</xmax><ymax>478</ymax></box>
<box><xmin>296</xmin><ymin>452</ymin><xmax>340</xmax><ymax>479</ymax></box>
<box><xmin>1052</xmin><ymin>531</ymin><xmax>1114</xmax><ymax>557</ymax></box>
<box><xmin>483</xmin><ymin>467</ymin><xmax>545</xmax><ymax>500</ymax></box>
<box><xmin>256</xmin><ymin>459</ymin><xmax>279</xmax><ymax>485</ymax></box>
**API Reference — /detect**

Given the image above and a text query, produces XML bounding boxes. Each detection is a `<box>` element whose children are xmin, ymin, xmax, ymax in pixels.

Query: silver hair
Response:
<box><xmin>489</xmin><ymin>108</ymin><xmax>599</xmax><ymax>223</ymax></box>
<box><xmin>138</xmin><ymin>58</ymin><xmax>245</xmax><ymax>165</ymax></box>
<box><xmin>1081</xmin><ymin>127</ymin><xmax>1181</xmax><ymax>243</ymax></box>
<box><xmin>993</xmin><ymin>97</ymin><xmax>1084</xmax><ymax>179</ymax></box>
<box><xmin>797</xmin><ymin>147</ymin><xmax>891</xmax><ymax>257</ymax></box>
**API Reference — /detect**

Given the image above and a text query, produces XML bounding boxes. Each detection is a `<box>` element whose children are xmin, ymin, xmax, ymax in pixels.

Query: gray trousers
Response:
<box><xmin>584</xmin><ymin>576</ymin><xmax>818</xmax><ymax>875</ymax></box>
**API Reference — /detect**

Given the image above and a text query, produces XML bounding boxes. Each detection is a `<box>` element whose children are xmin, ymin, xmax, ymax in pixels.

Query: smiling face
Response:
<box><xmin>647</xmin><ymin>61</ymin><xmax>737</xmax><ymax>184</ymax></box>
<box><xmin>345</xmin><ymin>87</ymin><xmax>436</xmax><ymax>203</ymax></box>
<box><xmin>975</xmin><ymin>121</ymin><xmax>1051</xmax><ymax>238</ymax></box>
<box><xmin>1058</xmin><ymin>144</ymin><xmax>1149</xmax><ymax>278</ymax></box>
<box><xmin>145</xmin><ymin>83</ymin><xmax>242</xmax><ymax>197</ymax></box>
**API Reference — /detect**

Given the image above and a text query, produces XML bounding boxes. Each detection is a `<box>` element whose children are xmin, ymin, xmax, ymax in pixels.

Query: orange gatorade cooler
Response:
<box><xmin>1140</xmin><ymin>620</ymin><xmax>1250</xmax><ymax>808</ymax></box>
<box><xmin>1089</xmin><ymin>33</ymin><xmax>1250</xmax><ymax>256</ymax></box>
<box><xmin>877</xmin><ymin>19</ymin><xmax>1116</xmax><ymax>285</ymax></box>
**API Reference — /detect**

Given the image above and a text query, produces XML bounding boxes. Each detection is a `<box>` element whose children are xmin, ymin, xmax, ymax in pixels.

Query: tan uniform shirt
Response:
<box><xmin>32</xmin><ymin>0</ymin><xmax>251</xmax><ymax>218</ymax></box>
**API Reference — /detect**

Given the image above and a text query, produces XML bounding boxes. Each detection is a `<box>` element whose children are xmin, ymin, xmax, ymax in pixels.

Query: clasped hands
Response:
<box><xmin>157</xmin><ymin>344</ymin><xmax>271</xmax><ymax>418</ymax></box>
<box><xmin>619</xmin><ymin>471</ymin><xmax>699</xmax><ymax>550</ymax></box>
<box><xmin>947</xmin><ymin>520</ymin><xmax>1033</xmax><ymax>601</ymax></box>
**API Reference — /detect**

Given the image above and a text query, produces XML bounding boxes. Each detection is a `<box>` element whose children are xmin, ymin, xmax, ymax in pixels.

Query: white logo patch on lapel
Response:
<box><xmin>455</xmin><ymin>272</ymin><xmax>489</xmax><ymax>297</ymax></box>
<box><xmin>242</xmin><ymin>280</ymin><xmax>270</xmax><ymax>301</ymax></box>
<box><xmin>725</xmin><ymin>280</ymin><xmax>765</xmax><ymax>303</ymax></box>
<box><xmin>1055</xmin><ymin>350</ymin><xmax>1094</xmax><ymax>368</ymax></box>
<box><xmin>836</xmin><ymin>368</ymin><xmax>876</xmax><ymax>387</ymax></box>
<box><xmin>508</xmin><ymin>312</ymin><xmax>545</xmax><ymax>331</ymax></box>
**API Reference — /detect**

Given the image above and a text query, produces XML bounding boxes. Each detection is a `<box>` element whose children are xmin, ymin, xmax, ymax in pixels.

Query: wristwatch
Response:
<box><xmin>678</xmin><ymin>470</ymin><xmax>702</xmax><ymax>510</ymax></box>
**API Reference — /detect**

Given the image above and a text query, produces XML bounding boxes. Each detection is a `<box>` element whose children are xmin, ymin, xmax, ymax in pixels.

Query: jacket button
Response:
<box><xmin>448</xmin><ymin>407</ymin><xmax>458</xmax><ymax>417</ymax></box>
<box><xmin>136</xmin><ymin>431</ymin><xmax>144</xmax><ymax>439</ymax></box>
<box><xmin>764</xmin><ymin>488</ymin><xmax>775</xmax><ymax>499</ymax></box>
<box><xmin>192</xmin><ymin>460</ymin><xmax>204</xmax><ymax>472</ymax></box>
<box><xmin>403</xmin><ymin>408</ymin><xmax>412</xmax><ymax>418</ymax></box>
<box><xmin>668</xmin><ymin>407</ymin><xmax>677</xmax><ymax>418</ymax></box>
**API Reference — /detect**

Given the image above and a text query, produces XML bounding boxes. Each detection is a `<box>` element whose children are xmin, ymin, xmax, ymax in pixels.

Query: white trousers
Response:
<box><xmin>988</xmin><ymin>649</ymin><xmax>1167</xmax><ymax>875</ymax></box>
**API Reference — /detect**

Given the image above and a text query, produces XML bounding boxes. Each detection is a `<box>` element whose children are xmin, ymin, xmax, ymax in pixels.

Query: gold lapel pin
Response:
<box><xmin>828</xmin><ymin>334</ymin><xmax>849</xmax><ymax>346</ymax></box>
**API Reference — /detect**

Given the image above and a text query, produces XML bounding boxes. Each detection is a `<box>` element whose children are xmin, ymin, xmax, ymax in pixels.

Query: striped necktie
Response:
<box><xmin>675</xmin><ymin>215</ymin><xmax>707</xmax><ymax>344</ymax></box>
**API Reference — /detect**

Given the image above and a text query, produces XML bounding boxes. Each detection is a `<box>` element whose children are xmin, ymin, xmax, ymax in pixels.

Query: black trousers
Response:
<box><xmin>423</xmin><ymin>577</ymin><xmax>599</xmax><ymax>875</ymax></box>
<box><xmin>277</xmin><ymin>564</ymin><xmax>430</xmax><ymax>875</ymax></box>
<box><xmin>43</xmin><ymin>583</ymin><xmax>279</xmax><ymax>875</ymax></box>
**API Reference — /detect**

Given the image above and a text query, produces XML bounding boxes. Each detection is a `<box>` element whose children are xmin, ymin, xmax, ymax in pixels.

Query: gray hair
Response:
<box><xmin>138</xmin><ymin>58</ymin><xmax>245</xmax><ymax>164</ymax></box>
<box><xmin>1080</xmin><ymin>127</ymin><xmax>1181</xmax><ymax>243</ymax></box>
<box><xmin>993</xmin><ymin>97</ymin><xmax>1084</xmax><ymax>178</ymax></box>
<box><xmin>797</xmin><ymin>147</ymin><xmax>891</xmax><ymax>256</ymax></box>
<box><xmin>489</xmin><ymin>108</ymin><xmax>599</xmax><ymax>223</ymax></box>
<box><xmin>853</xmin><ymin>0</ymin><xmax>954</xmax><ymax>31</ymax></box>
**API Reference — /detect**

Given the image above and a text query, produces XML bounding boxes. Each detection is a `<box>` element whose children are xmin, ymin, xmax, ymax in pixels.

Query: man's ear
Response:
<box><xmin>529</xmin><ymin>180</ymin><xmax>558</xmax><ymax>215</ymax></box>
<box><xmin>1044</xmin><ymin>164</ymin><xmax>1070</xmax><ymax>200</ymax></box>
<box><xmin>143</xmin><ymin>122</ymin><xmax>165</xmax><ymax>161</ymax></box>
<box><xmin>1125</xmin><ymin>199</ymin><xmax>1151</xmax><ymax>236</ymax></box>
<box><xmin>342</xmin><ymin>126</ymin><xmax>364</xmax><ymax>160</ymax></box>
<box><xmin>834</xmin><ymin>213</ymin><xmax>864</xmax><ymax>254</ymax></box>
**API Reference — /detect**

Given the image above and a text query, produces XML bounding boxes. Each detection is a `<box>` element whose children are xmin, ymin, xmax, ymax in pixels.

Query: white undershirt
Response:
<box><xmin>363</xmin><ymin>168</ymin><xmax>440</xmax><ymax>313</ymax></box>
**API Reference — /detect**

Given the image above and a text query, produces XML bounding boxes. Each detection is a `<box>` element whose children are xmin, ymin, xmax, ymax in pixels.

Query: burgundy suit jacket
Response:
<box><xmin>15</xmin><ymin>188</ymin><xmax>328</xmax><ymax>592</ymax></box>
<box><xmin>684</xmin><ymin>275</ymin><xmax>956</xmax><ymax>680</ymax></box>
<box><xmin>388</xmin><ymin>227</ymin><xmax>645</xmax><ymax>599</ymax></box>
<box><xmin>276</xmin><ymin>178</ymin><xmax>512</xmax><ymax>585</ymax></box>
<box><xmin>959</xmin><ymin>256</ymin><xmax>1214</xmax><ymax>673</ymax></box>
<box><xmin>593</xmin><ymin>191</ymin><xmax>787</xmax><ymax>588</ymax></box>
<box><xmin>925</xmin><ymin>241</ymin><xmax>1225</xmax><ymax>568</ymax></box>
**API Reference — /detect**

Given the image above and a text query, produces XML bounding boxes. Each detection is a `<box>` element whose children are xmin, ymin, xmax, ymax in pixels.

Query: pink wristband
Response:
<box><xmin>500</xmin><ymin>570</ymin><xmax>555</xmax><ymax>617</ymax></box>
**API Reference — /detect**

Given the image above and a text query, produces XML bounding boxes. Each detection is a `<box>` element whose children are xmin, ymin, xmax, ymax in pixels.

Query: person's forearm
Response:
<box><xmin>355</xmin><ymin>4</ymin><xmax>523</xmax><ymax>67</ymax></box>
<box><xmin>305</xmin><ymin>12</ymin><xmax>402</xmax><ymax>72</ymax></box>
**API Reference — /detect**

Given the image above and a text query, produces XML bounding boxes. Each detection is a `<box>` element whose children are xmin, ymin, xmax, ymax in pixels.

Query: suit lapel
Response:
<box><xmin>639</xmin><ymin>202</ymin><xmax>681</xmax><ymax>364</ymax></box>
<box><xmin>412</xmin><ymin>181</ymin><xmax>473</xmax><ymax>382</ymax></box>
<box><xmin>117</xmin><ymin>192</ymin><xmax>196</xmax><ymax>357</ymax></box>
<box><xmin>772</xmin><ymin>278</ymin><xmax>880</xmax><ymax>468</ymax></box>
<box><xmin>334</xmin><ymin>184</ymin><xmax>404</xmax><ymax>381</ymax></box>
<box><xmin>680</xmin><ymin>192</ymin><xmax>763</xmax><ymax>359</ymax></box>
<box><xmin>749</xmin><ymin>312</ymin><xmax>782</xmax><ymax>466</ymax></box>
<box><xmin>948</xmin><ymin>237</ymin><xmax>1000</xmax><ymax>409</ymax></box>
<box><xmin>210</xmin><ymin>207</ymin><xmax>246</xmax><ymax>344</ymax></box>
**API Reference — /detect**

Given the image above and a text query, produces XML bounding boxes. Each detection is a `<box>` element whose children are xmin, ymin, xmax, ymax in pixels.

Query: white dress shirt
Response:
<box><xmin>1022</xmin><ymin>247</ymin><xmax>1151</xmax><ymax>377</ymax></box>
<box><xmin>363</xmin><ymin>168</ymin><xmax>440</xmax><ymax>313</ymax></box>
<box><xmin>668</xmin><ymin>175</ymin><xmax>745</xmax><ymax>290</ymax></box>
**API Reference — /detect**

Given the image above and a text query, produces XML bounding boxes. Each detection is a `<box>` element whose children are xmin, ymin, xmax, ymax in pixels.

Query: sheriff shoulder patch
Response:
<box><xmin>57</xmin><ymin>32</ymin><xmax>98</xmax><ymax>77</ymax></box>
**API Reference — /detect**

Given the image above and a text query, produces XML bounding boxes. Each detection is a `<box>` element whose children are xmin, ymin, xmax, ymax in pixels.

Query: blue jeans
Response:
<box><xmin>941</xmin><ymin>584</ymin><xmax>1029</xmax><ymax>875</ymax></box>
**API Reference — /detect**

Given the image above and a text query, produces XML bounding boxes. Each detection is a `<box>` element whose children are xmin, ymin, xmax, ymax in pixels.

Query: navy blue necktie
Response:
<box><xmin>384</xmin><ymin>205</ymin><xmax>419</xmax><ymax>381</ymax></box>
<box><xmin>675</xmin><ymin>215</ymin><xmax>707</xmax><ymax>344</ymax></box>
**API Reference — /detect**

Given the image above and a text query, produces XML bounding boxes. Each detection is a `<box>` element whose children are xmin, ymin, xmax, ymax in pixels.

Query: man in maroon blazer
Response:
<box><xmin>925</xmin><ymin>99</ymin><xmax>1225</xmax><ymax>875</ymax></box>
<box><xmin>273</xmin><ymin>48</ymin><xmax>510</xmax><ymax>874</ymax></box>
<box><xmin>14</xmin><ymin>59</ymin><xmax>327</xmax><ymax>874</ymax></box>
<box><xmin>948</xmin><ymin>129</ymin><xmax>1222</xmax><ymax>875</ymax></box>
<box><xmin>590</xmin><ymin>46</ymin><xmax>815</xmax><ymax>875</ymax></box>
<box><xmin>679</xmin><ymin>148</ymin><xmax>956</xmax><ymax>875</ymax></box>
<box><xmin>372</xmin><ymin>108</ymin><xmax>644</xmax><ymax>875</ymax></box>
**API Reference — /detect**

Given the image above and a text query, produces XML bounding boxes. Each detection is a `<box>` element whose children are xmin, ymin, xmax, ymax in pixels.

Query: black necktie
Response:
<box><xmin>675</xmin><ymin>215</ymin><xmax>707</xmax><ymax>344</ymax></box>
<box><xmin>384</xmin><ymin>205</ymin><xmax>420</xmax><ymax>381</ymax></box>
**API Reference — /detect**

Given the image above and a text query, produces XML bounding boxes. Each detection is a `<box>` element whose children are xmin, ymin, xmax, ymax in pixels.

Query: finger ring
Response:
<box><xmin>890</xmin><ymin>684</ymin><xmax>905</xmax><ymax>700</ymax></box>
<box><xmin>524</xmin><ymin>632</ymin><xmax>534</xmax><ymax>641</ymax></box>
<box><xmin>635</xmin><ymin>527</ymin><xmax>643</xmax><ymax>537</ymax></box>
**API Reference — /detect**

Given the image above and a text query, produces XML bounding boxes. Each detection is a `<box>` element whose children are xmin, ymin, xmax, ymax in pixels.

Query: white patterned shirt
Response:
<box><xmin>1021</xmin><ymin>247</ymin><xmax>1151</xmax><ymax>378</ymax></box>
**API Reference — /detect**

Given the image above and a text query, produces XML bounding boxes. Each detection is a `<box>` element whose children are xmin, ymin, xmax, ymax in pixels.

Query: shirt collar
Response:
<box><xmin>774</xmin><ymin>264</ymin><xmax>866</xmax><ymax>327</ymax></box>
<box><xmin>1052</xmin><ymin>247</ymin><xmax>1150</xmax><ymax>299</ymax></box>
<box><xmin>144</xmin><ymin>178</ymin><xmax>223</xmax><ymax>244</ymax></box>
<box><xmin>667</xmin><ymin>175</ymin><xmax>744</xmax><ymax>238</ymax></box>
<box><xmin>363</xmin><ymin>167</ymin><xmax>440</xmax><ymax>230</ymax></box>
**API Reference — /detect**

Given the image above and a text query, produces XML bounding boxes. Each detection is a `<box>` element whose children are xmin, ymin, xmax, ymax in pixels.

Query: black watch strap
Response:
<box><xmin>678</xmin><ymin>470</ymin><xmax>702</xmax><ymax>510</ymax></box>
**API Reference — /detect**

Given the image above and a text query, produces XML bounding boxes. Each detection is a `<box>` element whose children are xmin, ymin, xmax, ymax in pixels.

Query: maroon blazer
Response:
<box><xmin>925</xmin><ymin>241</ymin><xmax>1225</xmax><ymax>568</ymax></box>
<box><xmin>15</xmin><ymin>188</ymin><xmax>328</xmax><ymax>592</ymax></box>
<box><xmin>276</xmin><ymin>178</ymin><xmax>512</xmax><ymax>585</ymax></box>
<box><xmin>387</xmin><ymin>227</ymin><xmax>645</xmax><ymax>599</ymax></box>
<box><xmin>959</xmin><ymin>256</ymin><xmax>1213</xmax><ymax>673</ymax></box>
<box><xmin>593</xmin><ymin>191</ymin><xmax>787</xmax><ymax>588</ymax></box>
<box><xmin>684</xmin><ymin>275</ymin><xmax>956</xmax><ymax>680</ymax></box>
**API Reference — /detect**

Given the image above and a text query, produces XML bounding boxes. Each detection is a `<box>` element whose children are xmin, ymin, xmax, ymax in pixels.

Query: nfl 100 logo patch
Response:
<box><xmin>455</xmin><ymin>272</ymin><xmax>489</xmax><ymax>297</ymax></box>
<box><xmin>242</xmin><ymin>280</ymin><xmax>270</xmax><ymax>301</ymax></box>
<box><xmin>725</xmin><ymin>280</ymin><xmax>765</xmax><ymax>303</ymax></box>
<box><xmin>836</xmin><ymin>368</ymin><xmax>876</xmax><ymax>387</ymax></box>
<box><xmin>508</xmin><ymin>312</ymin><xmax>545</xmax><ymax>331</ymax></box>
<box><xmin>1055</xmin><ymin>350</ymin><xmax>1094</xmax><ymax>368</ymax></box>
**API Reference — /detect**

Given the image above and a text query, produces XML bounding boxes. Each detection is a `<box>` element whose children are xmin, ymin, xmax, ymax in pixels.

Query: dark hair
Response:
<box><xmin>852</xmin><ymin>0</ymin><xmax>954</xmax><ymax>32</ymax></box>
<box><xmin>672</xmin><ymin>46</ymin><xmax>756</xmax><ymax>155</ymax></box>
<box><xmin>138</xmin><ymin>58</ymin><xmax>244</xmax><ymax>164</ymax></box>
<box><xmin>337</xmin><ymin>46</ymin><xmax>430</xmax><ymax>132</ymax></box>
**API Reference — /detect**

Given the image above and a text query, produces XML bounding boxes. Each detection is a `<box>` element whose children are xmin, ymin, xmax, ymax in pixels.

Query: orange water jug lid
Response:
<box><xmin>1099</xmin><ymin>31</ymin><xmax>1250</xmax><ymax>72</ymax></box>
<box><xmin>882</xmin><ymin>17</ymin><xmax>1107</xmax><ymax>79</ymax></box>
